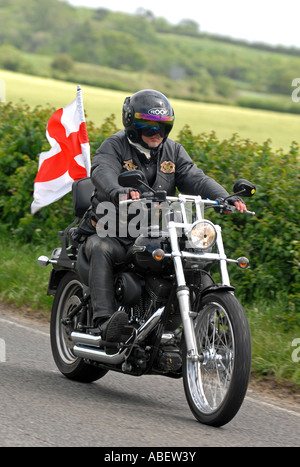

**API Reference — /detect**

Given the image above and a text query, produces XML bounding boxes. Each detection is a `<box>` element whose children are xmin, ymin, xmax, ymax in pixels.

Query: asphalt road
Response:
<box><xmin>0</xmin><ymin>310</ymin><xmax>299</xmax><ymax>448</ymax></box>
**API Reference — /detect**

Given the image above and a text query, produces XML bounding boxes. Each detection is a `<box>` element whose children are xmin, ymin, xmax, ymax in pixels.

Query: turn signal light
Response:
<box><xmin>237</xmin><ymin>256</ymin><xmax>249</xmax><ymax>269</ymax></box>
<box><xmin>152</xmin><ymin>249</ymin><xmax>165</xmax><ymax>261</ymax></box>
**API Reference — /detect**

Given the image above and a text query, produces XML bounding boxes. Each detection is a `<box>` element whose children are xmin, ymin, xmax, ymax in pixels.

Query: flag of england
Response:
<box><xmin>31</xmin><ymin>85</ymin><xmax>90</xmax><ymax>214</ymax></box>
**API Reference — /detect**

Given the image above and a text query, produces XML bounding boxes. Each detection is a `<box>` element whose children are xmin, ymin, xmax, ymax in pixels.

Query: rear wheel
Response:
<box><xmin>183</xmin><ymin>291</ymin><xmax>251</xmax><ymax>427</ymax></box>
<box><xmin>50</xmin><ymin>271</ymin><xmax>108</xmax><ymax>382</ymax></box>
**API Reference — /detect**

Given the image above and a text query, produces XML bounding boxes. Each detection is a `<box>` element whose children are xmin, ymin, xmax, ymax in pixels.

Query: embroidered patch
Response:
<box><xmin>123</xmin><ymin>159</ymin><xmax>138</xmax><ymax>171</ymax></box>
<box><xmin>160</xmin><ymin>160</ymin><xmax>175</xmax><ymax>174</ymax></box>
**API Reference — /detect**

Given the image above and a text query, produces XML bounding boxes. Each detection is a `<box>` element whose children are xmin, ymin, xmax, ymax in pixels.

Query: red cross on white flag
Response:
<box><xmin>31</xmin><ymin>85</ymin><xmax>91</xmax><ymax>214</ymax></box>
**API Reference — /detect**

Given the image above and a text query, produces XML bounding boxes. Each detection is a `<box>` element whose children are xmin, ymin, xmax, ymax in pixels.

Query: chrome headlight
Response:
<box><xmin>188</xmin><ymin>220</ymin><xmax>216</xmax><ymax>250</ymax></box>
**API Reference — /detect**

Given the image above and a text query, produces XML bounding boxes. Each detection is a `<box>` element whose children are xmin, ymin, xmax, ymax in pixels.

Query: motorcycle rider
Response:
<box><xmin>84</xmin><ymin>89</ymin><xmax>246</xmax><ymax>341</ymax></box>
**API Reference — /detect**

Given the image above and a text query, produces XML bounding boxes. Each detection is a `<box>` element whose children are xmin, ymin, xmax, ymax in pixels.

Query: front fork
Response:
<box><xmin>169</xmin><ymin>222</ymin><xmax>199</xmax><ymax>361</ymax></box>
<box><xmin>168</xmin><ymin>221</ymin><xmax>230</xmax><ymax>361</ymax></box>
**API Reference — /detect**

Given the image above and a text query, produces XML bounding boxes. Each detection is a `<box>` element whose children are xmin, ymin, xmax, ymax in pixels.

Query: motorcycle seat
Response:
<box><xmin>72</xmin><ymin>177</ymin><xmax>94</xmax><ymax>217</ymax></box>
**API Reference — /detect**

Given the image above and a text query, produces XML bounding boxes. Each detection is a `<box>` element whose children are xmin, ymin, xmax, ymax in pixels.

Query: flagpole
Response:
<box><xmin>76</xmin><ymin>85</ymin><xmax>86</xmax><ymax>123</ymax></box>
<box><xmin>76</xmin><ymin>85</ymin><xmax>90</xmax><ymax>176</ymax></box>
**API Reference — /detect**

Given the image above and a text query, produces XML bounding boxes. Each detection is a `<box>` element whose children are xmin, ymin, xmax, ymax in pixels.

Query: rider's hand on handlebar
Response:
<box><xmin>130</xmin><ymin>190</ymin><xmax>141</xmax><ymax>200</ymax></box>
<box><xmin>233</xmin><ymin>200</ymin><xmax>247</xmax><ymax>213</ymax></box>
<box><xmin>215</xmin><ymin>197</ymin><xmax>247</xmax><ymax>214</ymax></box>
<box><xmin>224</xmin><ymin>200</ymin><xmax>247</xmax><ymax>214</ymax></box>
<box><xmin>120</xmin><ymin>190</ymin><xmax>141</xmax><ymax>201</ymax></box>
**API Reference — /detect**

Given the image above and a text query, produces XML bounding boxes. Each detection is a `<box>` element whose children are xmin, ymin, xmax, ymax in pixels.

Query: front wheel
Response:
<box><xmin>50</xmin><ymin>271</ymin><xmax>108</xmax><ymax>383</ymax></box>
<box><xmin>182</xmin><ymin>291</ymin><xmax>251</xmax><ymax>427</ymax></box>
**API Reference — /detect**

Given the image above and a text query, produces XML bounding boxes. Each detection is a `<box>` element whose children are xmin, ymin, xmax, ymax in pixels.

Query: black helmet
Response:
<box><xmin>122</xmin><ymin>89</ymin><xmax>175</xmax><ymax>147</ymax></box>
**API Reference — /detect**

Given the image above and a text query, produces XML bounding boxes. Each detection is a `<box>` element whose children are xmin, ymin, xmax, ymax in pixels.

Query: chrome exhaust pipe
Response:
<box><xmin>133</xmin><ymin>307</ymin><xmax>164</xmax><ymax>344</ymax></box>
<box><xmin>71</xmin><ymin>332</ymin><xmax>102</xmax><ymax>347</ymax></box>
<box><xmin>73</xmin><ymin>343</ymin><xmax>127</xmax><ymax>364</ymax></box>
<box><xmin>71</xmin><ymin>307</ymin><xmax>164</xmax><ymax>365</ymax></box>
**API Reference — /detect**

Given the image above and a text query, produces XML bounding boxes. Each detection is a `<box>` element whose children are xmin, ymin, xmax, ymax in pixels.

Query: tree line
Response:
<box><xmin>1</xmin><ymin>0</ymin><xmax>300</xmax><ymax>111</ymax></box>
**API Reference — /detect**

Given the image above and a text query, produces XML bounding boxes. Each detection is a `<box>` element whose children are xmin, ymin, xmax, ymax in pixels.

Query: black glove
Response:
<box><xmin>214</xmin><ymin>196</ymin><xmax>244</xmax><ymax>213</ymax></box>
<box><xmin>226</xmin><ymin>195</ymin><xmax>244</xmax><ymax>206</ymax></box>
<box><xmin>113</xmin><ymin>188</ymin><xmax>134</xmax><ymax>205</ymax></box>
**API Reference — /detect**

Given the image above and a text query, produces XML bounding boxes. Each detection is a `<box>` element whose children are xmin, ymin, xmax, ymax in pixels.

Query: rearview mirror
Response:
<box><xmin>118</xmin><ymin>170</ymin><xmax>147</xmax><ymax>188</ymax></box>
<box><xmin>233</xmin><ymin>179</ymin><xmax>256</xmax><ymax>197</ymax></box>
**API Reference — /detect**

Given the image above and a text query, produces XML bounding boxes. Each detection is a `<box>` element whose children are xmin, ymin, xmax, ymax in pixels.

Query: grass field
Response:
<box><xmin>1</xmin><ymin>69</ymin><xmax>300</xmax><ymax>151</ymax></box>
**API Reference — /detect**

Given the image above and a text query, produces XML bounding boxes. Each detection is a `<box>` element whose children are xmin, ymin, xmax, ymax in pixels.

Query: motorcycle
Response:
<box><xmin>38</xmin><ymin>170</ymin><xmax>256</xmax><ymax>427</ymax></box>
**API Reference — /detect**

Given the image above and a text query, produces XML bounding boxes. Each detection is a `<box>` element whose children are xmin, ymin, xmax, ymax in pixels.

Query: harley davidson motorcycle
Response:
<box><xmin>38</xmin><ymin>170</ymin><xmax>256</xmax><ymax>427</ymax></box>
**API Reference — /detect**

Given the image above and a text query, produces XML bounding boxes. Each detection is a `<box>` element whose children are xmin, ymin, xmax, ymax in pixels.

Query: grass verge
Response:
<box><xmin>1</xmin><ymin>236</ymin><xmax>299</xmax><ymax>391</ymax></box>
<box><xmin>0</xmin><ymin>237</ymin><xmax>53</xmax><ymax>317</ymax></box>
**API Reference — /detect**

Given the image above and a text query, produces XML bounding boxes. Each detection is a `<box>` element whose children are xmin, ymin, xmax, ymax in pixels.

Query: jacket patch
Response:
<box><xmin>123</xmin><ymin>159</ymin><xmax>138</xmax><ymax>171</ymax></box>
<box><xmin>160</xmin><ymin>160</ymin><xmax>175</xmax><ymax>174</ymax></box>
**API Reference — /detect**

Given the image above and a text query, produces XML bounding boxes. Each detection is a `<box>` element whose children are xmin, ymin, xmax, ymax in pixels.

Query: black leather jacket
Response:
<box><xmin>91</xmin><ymin>130</ymin><xmax>229</xmax><ymax>208</ymax></box>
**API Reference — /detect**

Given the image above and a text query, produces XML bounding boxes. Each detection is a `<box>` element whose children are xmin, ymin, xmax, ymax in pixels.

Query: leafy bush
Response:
<box><xmin>0</xmin><ymin>45</ymin><xmax>34</xmax><ymax>74</ymax></box>
<box><xmin>51</xmin><ymin>54</ymin><xmax>74</xmax><ymax>73</ymax></box>
<box><xmin>0</xmin><ymin>102</ymin><xmax>299</xmax><ymax>323</ymax></box>
<box><xmin>177</xmin><ymin>126</ymin><xmax>299</xmax><ymax>321</ymax></box>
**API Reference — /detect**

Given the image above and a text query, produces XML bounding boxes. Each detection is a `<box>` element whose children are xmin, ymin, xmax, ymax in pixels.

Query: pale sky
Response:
<box><xmin>65</xmin><ymin>0</ymin><xmax>300</xmax><ymax>48</ymax></box>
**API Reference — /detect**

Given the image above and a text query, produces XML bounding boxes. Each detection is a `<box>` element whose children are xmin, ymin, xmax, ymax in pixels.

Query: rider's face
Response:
<box><xmin>141</xmin><ymin>133</ymin><xmax>164</xmax><ymax>148</ymax></box>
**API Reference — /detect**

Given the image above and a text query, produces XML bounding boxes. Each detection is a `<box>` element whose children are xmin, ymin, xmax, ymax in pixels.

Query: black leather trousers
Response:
<box><xmin>85</xmin><ymin>234</ymin><xmax>128</xmax><ymax>322</ymax></box>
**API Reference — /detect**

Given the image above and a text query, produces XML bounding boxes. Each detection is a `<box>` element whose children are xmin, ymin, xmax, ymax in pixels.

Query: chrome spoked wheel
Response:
<box><xmin>187</xmin><ymin>302</ymin><xmax>234</xmax><ymax>413</ymax></box>
<box><xmin>183</xmin><ymin>292</ymin><xmax>251</xmax><ymax>427</ymax></box>
<box><xmin>50</xmin><ymin>272</ymin><xmax>108</xmax><ymax>382</ymax></box>
<box><xmin>54</xmin><ymin>279</ymin><xmax>82</xmax><ymax>365</ymax></box>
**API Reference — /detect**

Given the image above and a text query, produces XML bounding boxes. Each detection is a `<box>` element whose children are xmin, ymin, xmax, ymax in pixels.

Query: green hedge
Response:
<box><xmin>177</xmin><ymin>126</ymin><xmax>299</xmax><ymax>325</ymax></box>
<box><xmin>0</xmin><ymin>102</ymin><xmax>299</xmax><ymax>326</ymax></box>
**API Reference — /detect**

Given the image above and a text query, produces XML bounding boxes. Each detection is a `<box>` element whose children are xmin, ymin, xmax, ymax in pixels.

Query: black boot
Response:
<box><xmin>95</xmin><ymin>311</ymin><xmax>129</xmax><ymax>342</ymax></box>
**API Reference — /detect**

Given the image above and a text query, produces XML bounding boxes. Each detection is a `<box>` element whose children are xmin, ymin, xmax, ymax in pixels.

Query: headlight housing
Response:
<box><xmin>188</xmin><ymin>220</ymin><xmax>217</xmax><ymax>250</ymax></box>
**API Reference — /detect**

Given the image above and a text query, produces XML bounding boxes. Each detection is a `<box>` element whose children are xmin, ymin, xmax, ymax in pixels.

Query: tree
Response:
<box><xmin>136</xmin><ymin>8</ymin><xmax>155</xmax><ymax>23</ymax></box>
<box><xmin>93</xmin><ymin>8</ymin><xmax>110</xmax><ymax>21</ymax></box>
<box><xmin>51</xmin><ymin>54</ymin><xmax>74</xmax><ymax>73</ymax></box>
<box><xmin>101</xmin><ymin>31</ymin><xmax>148</xmax><ymax>70</ymax></box>
<box><xmin>175</xmin><ymin>19</ymin><xmax>200</xmax><ymax>36</ymax></box>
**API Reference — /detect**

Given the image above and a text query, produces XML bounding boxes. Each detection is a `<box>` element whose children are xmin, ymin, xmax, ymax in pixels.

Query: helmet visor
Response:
<box><xmin>134</xmin><ymin>112</ymin><xmax>174</xmax><ymax>137</ymax></box>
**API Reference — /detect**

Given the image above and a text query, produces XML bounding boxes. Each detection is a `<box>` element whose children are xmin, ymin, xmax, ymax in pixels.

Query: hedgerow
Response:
<box><xmin>0</xmin><ymin>102</ymin><xmax>299</xmax><ymax>324</ymax></box>
<box><xmin>177</xmin><ymin>126</ymin><xmax>299</xmax><ymax>324</ymax></box>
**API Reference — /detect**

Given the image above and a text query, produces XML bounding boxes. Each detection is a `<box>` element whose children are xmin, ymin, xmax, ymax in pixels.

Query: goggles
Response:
<box><xmin>134</xmin><ymin>112</ymin><xmax>174</xmax><ymax>137</ymax></box>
